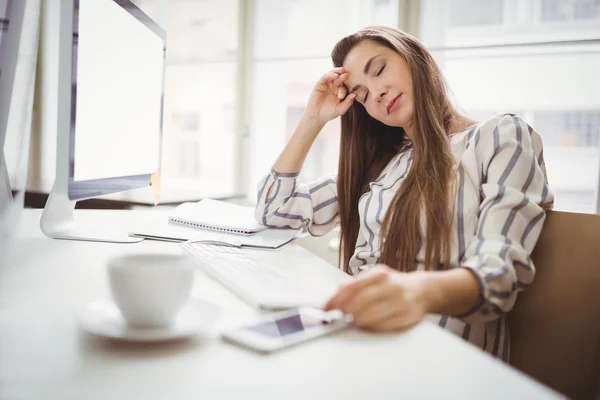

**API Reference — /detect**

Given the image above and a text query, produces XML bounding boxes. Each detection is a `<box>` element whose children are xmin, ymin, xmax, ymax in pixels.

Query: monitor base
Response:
<box><xmin>40</xmin><ymin>183</ymin><xmax>143</xmax><ymax>243</ymax></box>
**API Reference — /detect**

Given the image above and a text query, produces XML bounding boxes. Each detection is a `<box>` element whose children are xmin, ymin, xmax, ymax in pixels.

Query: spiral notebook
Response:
<box><xmin>168</xmin><ymin>199</ymin><xmax>267</xmax><ymax>236</ymax></box>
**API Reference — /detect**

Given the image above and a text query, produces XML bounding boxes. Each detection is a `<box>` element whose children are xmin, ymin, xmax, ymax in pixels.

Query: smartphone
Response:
<box><xmin>221</xmin><ymin>308</ymin><xmax>352</xmax><ymax>353</ymax></box>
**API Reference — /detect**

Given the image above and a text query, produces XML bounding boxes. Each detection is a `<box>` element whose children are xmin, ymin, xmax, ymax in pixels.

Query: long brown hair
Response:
<box><xmin>331</xmin><ymin>26</ymin><xmax>459</xmax><ymax>273</ymax></box>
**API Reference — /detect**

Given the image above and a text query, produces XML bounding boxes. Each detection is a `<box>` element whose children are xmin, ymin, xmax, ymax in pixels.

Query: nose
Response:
<box><xmin>375</xmin><ymin>84</ymin><xmax>387</xmax><ymax>103</ymax></box>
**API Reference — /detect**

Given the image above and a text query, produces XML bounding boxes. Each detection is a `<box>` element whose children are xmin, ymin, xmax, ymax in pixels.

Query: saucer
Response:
<box><xmin>76</xmin><ymin>298</ymin><xmax>220</xmax><ymax>342</ymax></box>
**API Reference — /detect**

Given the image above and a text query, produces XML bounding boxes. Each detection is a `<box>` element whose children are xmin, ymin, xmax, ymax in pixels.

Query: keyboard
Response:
<box><xmin>180</xmin><ymin>241</ymin><xmax>333</xmax><ymax>310</ymax></box>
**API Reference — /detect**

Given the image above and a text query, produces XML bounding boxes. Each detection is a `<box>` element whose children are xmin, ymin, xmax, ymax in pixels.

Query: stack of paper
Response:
<box><xmin>128</xmin><ymin>199</ymin><xmax>303</xmax><ymax>250</ymax></box>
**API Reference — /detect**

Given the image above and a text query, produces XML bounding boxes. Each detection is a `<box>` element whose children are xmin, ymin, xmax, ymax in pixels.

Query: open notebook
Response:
<box><xmin>168</xmin><ymin>199</ymin><xmax>267</xmax><ymax>235</ymax></box>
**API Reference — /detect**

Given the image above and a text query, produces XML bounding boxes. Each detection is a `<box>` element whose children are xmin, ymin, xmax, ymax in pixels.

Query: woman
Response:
<box><xmin>254</xmin><ymin>26</ymin><xmax>553</xmax><ymax>360</ymax></box>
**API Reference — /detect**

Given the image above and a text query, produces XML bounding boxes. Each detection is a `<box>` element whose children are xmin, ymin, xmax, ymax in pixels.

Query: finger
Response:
<box><xmin>331</xmin><ymin>66</ymin><xmax>345</xmax><ymax>73</ymax></box>
<box><xmin>337</xmin><ymin>84</ymin><xmax>348</xmax><ymax>100</ymax></box>
<box><xmin>323</xmin><ymin>268</ymin><xmax>386</xmax><ymax>311</ymax></box>
<box><xmin>369</xmin><ymin>313</ymin><xmax>421</xmax><ymax>333</ymax></box>
<box><xmin>327</xmin><ymin>73</ymin><xmax>341</xmax><ymax>94</ymax></box>
<box><xmin>338</xmin><ymin>93</ymin><xmax>356</xmax><ymax>112</ymax></box>
<box><xmin>353</xmin><ymin>300</ymin><xmax>397</xmax><ymax>329</ymax></box>
<box><xmin>317</xmin><ymin>71</ymin><xmax>339</xmax><ymax>86</ymax></box>
<box><xmin>344</xmin><ymin>282</ymin><xmax>388</xmax><ymax>315</ymax></box>
<box><xmin>323</xmin><ymin>286</ymin><xmax>347</xmax><ymax>312</ymax></box>
<box><xmin>333</xmin><ymin>72</ymin><xmax>349</xmax><ymax>87</ymax></box>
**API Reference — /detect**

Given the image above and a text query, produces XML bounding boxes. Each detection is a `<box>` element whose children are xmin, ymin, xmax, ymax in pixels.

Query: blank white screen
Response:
<box><xmin>74</xmin><ymin>0</ymin><xmax>163</xmax><ymax>182</ymax></box>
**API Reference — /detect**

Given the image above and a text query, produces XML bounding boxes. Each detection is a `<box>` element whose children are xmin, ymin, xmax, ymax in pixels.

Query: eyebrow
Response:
<box><xmin>350</xmin><ymin>55</ymin><xmax>382</xmax><ymax>93</ymax></box>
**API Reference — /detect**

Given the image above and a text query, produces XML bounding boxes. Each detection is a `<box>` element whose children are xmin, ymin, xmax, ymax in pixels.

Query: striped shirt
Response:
<box><xmin>254</xmin><ymin>113</ymin><xmax>554</xmax><ymax>360</ymax></box>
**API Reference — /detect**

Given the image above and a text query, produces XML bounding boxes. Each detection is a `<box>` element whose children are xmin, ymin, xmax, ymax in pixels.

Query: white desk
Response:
<box><xmin>0</xmin><ymin>210</ymin><xmax>562</xmax><ymax>400</ymax></box>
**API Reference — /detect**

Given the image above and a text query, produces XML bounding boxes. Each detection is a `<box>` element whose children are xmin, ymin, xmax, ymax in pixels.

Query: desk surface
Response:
<box><xmin>0</xmin><ymin>210</ymin><xmax>562</xmax><ymax>400</ymax></box>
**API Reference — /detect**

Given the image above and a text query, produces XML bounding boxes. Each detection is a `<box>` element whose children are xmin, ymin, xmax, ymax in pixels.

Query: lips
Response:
<box><xmin>387</xmin><ymin>94</ymin><xmax>402</xmax><ymax>114</ymax></box>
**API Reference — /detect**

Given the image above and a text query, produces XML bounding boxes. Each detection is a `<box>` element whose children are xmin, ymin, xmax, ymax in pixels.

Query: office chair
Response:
<box><xmin>510</xmin><ymin>210</ymin><xmax>600</xmax><ymax>400</ymax></box>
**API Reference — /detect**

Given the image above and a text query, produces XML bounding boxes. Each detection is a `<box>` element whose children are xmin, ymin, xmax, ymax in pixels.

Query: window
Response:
<box><xmin>249</xmin><ymin>0</ymin><xmax>399</xmax><ymax>193</ymax></box>
<box><xmin>132</xmin><ymin>0</ymin><xmax>239</xmax><ymax>199</ymax></box>
<box><xmin>128</xmin><ymin>0</ymin><xmax>600</xmax><ymax>213</ymax></box>
<box><xmin>534</xmin><ymin>111</ymin><xmax>600</xmax><ymax>147</ymax></box>
<box><xmin>420</xmin><ymin>0</ymin><xmax>600</xmax><ymax>213</ymax></box>
<box><xmin>541</xmin><ymin>0</ymin><xmax>600</xmax><ymax>22</ymax></box>
<box><xmin>132</xmin><ymin>0</ymin><xmax>399</xmax><ymax>202</ymax></box>
<box><xmin>448</xmin><ymin>0</ymin><xmax>504</xmax><ymax>27</ymax></box>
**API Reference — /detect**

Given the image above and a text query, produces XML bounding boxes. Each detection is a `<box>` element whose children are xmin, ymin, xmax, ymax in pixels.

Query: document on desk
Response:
<box><xmin>168</xmin><ymin>199</ymin><xmax>267</xmax><ymax>235</ymax></box>
<box><xmin>128</xmin><ymin>213</ymin><xmax>303</xmax><ymax>250</ymax></box>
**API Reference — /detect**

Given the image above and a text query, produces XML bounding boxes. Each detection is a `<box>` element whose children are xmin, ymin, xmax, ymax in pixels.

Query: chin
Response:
<box><xmin>391</xmin><ymin>110</ymin><xmax>413</xmax><ymax>129</ymax></box>
<box><xmin>387</xmin><ymin>117</ymin><xmax>410</xmax><ymax>128</ymax></box>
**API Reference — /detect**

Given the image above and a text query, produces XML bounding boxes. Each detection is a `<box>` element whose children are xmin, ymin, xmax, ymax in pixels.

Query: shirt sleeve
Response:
<box><xmin>254</xmin><ymin>168</ymin><xmax>340</xmax><ymax>236</ymax></box>
<box><xmin>457</xmin><ymin>114</ymin><xmax>554</xmax><ymax>324</ymax></box>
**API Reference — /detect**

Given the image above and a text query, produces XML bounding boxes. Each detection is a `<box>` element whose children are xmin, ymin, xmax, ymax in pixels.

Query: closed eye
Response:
<box><xmin>361</xmin><ymin>64</ymin><xmax>385</xmax><ymax>102</ymax></box>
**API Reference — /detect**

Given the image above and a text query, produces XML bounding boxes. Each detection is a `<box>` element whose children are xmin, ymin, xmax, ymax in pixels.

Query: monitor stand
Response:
<box><xmin>40</xmin><ymin>183</ymin><xmax>143</xmax><ymax>243</ymax></box>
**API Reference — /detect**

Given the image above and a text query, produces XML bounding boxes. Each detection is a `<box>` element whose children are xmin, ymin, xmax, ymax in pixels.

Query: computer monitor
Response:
<box><xmin>39</xmin><ymin>0</ymin><xmax>166</xmax><ymax>243</ymax></box>
<box><xmin>1</xmin><ymin>0</ymin><xmax>40</xmax><ymax>273</ymax></box>
<box><xmin>0</xmin><ymin>0</ymin><xmax>19</xmax><ymax>210</ymax></box>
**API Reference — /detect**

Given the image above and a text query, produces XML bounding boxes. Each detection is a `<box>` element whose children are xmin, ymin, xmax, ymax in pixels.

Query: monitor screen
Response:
<box><xmin>72</xmin><ymin>0</ymin><xmax>164</xmax><ymax>183</ymax></box>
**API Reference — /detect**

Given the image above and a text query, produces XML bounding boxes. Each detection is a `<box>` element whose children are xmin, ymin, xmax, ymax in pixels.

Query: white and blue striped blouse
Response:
<box><xmin>254</xmin><ymin>113</ymin><xmax>554</xmax><ymax>360</ymax></box>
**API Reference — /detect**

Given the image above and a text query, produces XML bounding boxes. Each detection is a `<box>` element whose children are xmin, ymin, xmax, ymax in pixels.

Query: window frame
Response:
<box><xmin>420</xmin><ymin>0</ymin><xmax>600</xmax><ymax>214</ymax></box>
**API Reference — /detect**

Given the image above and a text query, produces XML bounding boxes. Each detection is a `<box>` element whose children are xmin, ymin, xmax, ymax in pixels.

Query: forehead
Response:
<box><xmin>342</xmin><ymin>40</ymin><xmax>393</xmax><ymax>84</ymax></box>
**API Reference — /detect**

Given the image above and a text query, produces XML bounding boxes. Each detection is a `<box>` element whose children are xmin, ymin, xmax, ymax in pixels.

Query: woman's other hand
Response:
<box><xmin>323</xmin><ymin>265</ymin><xmax>431</xmax><ymax>332</ymax></box>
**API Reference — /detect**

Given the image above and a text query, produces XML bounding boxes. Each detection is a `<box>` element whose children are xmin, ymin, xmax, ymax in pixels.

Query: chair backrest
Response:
<box><xmin>510</xmin><ymin>210</ymin><xmax>600</xmax><ymax>400</ymax></box>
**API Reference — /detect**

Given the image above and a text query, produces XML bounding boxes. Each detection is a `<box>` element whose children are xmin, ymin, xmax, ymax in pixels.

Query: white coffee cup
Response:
<box><xmin>107</xmin><ymin>253</ymin><xmax>194</xmax><ymax>328</ymax></box>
